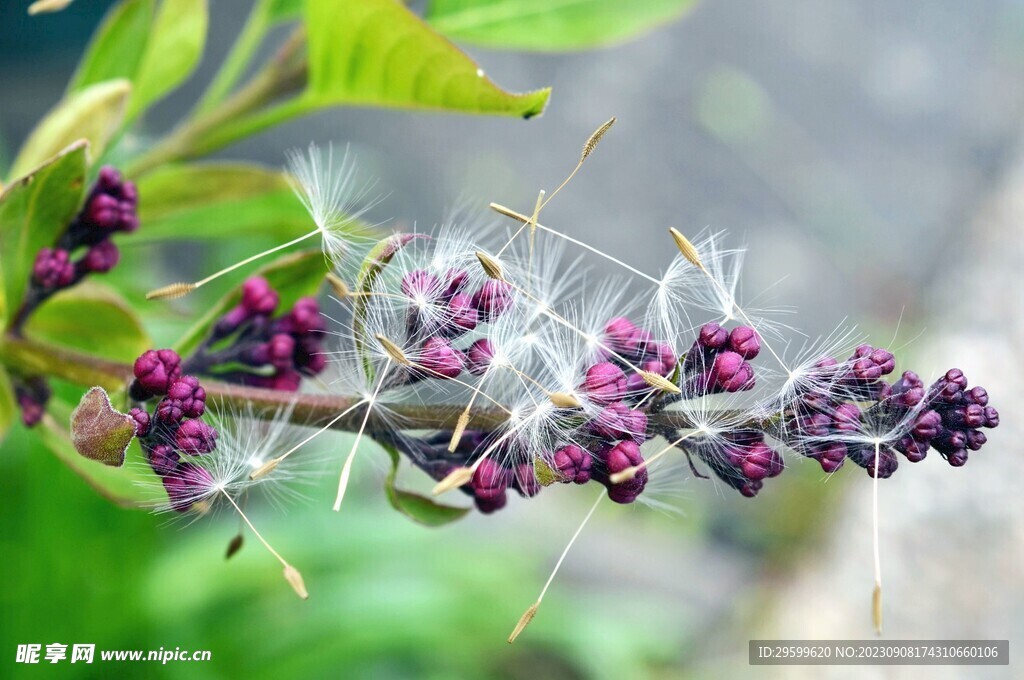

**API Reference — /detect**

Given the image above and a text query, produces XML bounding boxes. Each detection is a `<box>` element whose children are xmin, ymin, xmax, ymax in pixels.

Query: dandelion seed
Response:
<box><xmin>509</xmin><ymin>491</ymin><xmax>604</xmax><ymax>643</ymax></box>
<box><xmin>146</xmin><ymin>144</ymin><xmax>374</xmax><ymax>300</ymax></box>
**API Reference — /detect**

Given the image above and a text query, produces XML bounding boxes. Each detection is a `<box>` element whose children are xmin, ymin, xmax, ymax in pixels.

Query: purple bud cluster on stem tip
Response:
<box><xmin>14</xmin><ymin>377</ymin><xmax>51</xmax><ymax>427</ymax></box>
<box><xmin>595</xmin><ymin>440</ymin><xmax>648</xmax><ymax>504</ymax></box>
<box><xmin>185</xmin><ymin>277</ymin><xmax>327</xmax><ymax>392</ymax></box>
<box><xmin>15</xmin><ymin>166</ymin><xmax>135</xmax><ymax>336</ymax></box>
<box><xmin>129</xmin><ymin>348</ymin><xmax>219</xmax><ymax>512</ymax></box>
<box><xmin>682</xmin><ymin>322</ymin><xmax>758</xmax><ymax>396</ymax></box>
<box><xmin>883</xmin><ymin>369</ymin><xmax>999</xmax><ymax>469</ymax></box>
<box><xmin>698</xmin><ymin>431</ymin><xmax>784</xmax><ymax>498</ymax></box>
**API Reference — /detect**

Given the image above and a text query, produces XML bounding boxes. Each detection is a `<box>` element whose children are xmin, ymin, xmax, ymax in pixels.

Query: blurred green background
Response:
<box><xmin>1</xmin><ymin>1</ymin><xmax>1022</xmax><ymax>678</ymax></box>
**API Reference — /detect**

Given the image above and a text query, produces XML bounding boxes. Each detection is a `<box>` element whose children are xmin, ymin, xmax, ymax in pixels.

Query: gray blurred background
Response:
<box><xmin>2</xmin><ymin>1</ymin><xmax>1022</xmax><ymax>678</ymax></box>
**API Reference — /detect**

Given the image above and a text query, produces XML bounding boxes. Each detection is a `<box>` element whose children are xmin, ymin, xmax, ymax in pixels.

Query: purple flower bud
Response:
<box><xmin>268</xmin><ymin>369</ymin><xmax>303</xmax><ymax>392</ymax></box>
<box><xmin>964</xmin><ymin>429</ymin><xmax>987</xmax><ymax>451</ymax></box>
<box><xmin>444</xmin><ymin>293</ymin><xmax>478</xmax><ymax>336</ymax></box>
<box><xmin>711</xmin><ymin>351</ymin><xmax>754</xmax><ymax>392</ymax></box>
<box><xmin>727</xmin><ymin>326</ymin><xmax>760</xmax><ymax>359</ymax></box>
<box><xmin>601</xmin><ymin>441</ymin><xmax>648</xmax><ymax>504</ymax></box>
<box><xmin>910</xmin><ymin>409</ymin><xmax>942</xmax><ymax>441</ymax></box>
<box><xmin>156</xmin><ymin>376</ymin><xmax>205</xmax><ymax>423</ymax></box>
<box><xmin>472</xmin><ymin>459</ymin><xmax>510</xmax><ymax>501</ymax></box>
<box><xmin>286</xmin><ymin>297</ymin><xmax>325</xmax><ymax>335</ymax></box>
<box><xmin>957</xmin><ymin>387</ymin><xmax>985</xmax><ymax>408</ymax></box>
<box><xmin>175</xmin><ymin>419</ymin><xmax>218</xmax><ymax>455</ymax></box>
<box><xmin>81</xmin><ymin>240</ymin><xmax>120</xmax><ymax>273</ymax></box>
<box><xmin>553</xmin><ymin>444</ymin><xmax>592</xmax><ymax>484</ymax></box>
<box><xmin>401</xmin><ymin>270</ymin><xmax>440</xmax><ymax>300</ymax></box>
<box><xmin>240</xmin><ymin>276</ymin><xmax>279</xmax><ymax>316</ymax></box>
<box><xmin>739</xmin><ymin>442</ymin><xmax>783</xmax><ymax>481</ymax></box>
<box><xmin>589</xmin><ymin>402</ymin><xmax>647</xmax><ymax>443</ymax></box>
<box><xmin>513</xmin><ymin>463</ymin><xmax>541</xmax><ymax>498</ymax></box>
<box><xmin>178</xmin><ymin>462</ymin><xmax>215</xmax><ymax>494</ymax></box>
<box><xmin>603</xmin><ymin>316</ymin><xmax>638</xmax><ymax>354</ymax></box>
<box><xmin>148</xmin><ymin>444</ymin><xmax>179</xmax><ymax>477</ymax></box>
<box><xmin>416</xmin><ymin>337</ymin><xmax>464</xmax><ymax>379</ymax></box>
<box><xmin>129</xmin><ymin>407</ymin><xmax>151</xmax><ymax>437</ymax></box>
<box><xmin>266</xmin><ymin>333</ymin><xmax>296</xmax><ymax>371</ymax></box>
<box><xmin>983</xmin><ymin>406</ymin><xmax>999</xmax><ymax>428</ymax></box>
<box><xmin>698</xmin><ymin>322</ymin><xmax>729</xmax><ymax>350</ymax></box>
<box><xmin>832</xmin><ymin>402</ymin><xmax>861</xmax><ymax>432</ymax></box>
<box><xmin>813</xmin><ymin>442</ymin><xmax>847</xmax><ymax>472</ymax></box>
<box><xmin>475</xmin><ymin>493</ymin><xmax>507</xmax><ymax>514</ymax></box>
<box><xmin>896</xmin><ymin>436</ymin><xmax>929</xmax><ymax>463</ymax></box>
<box><xmin>466</xmin><ymin>339</ymin><xmax>495</xmax><ymax>375</ymax></box>
<box><xmin>31</xmin><ymin>248</ymin><xmax>76</xmax><ymax>289</ymax></box>
<box><xmin>472</xmin><ymin>280</ymin><xmax>513</xmax><ymax>322</ymax></box>
<box><xmin>133</xmin><ymin>349</ymin><xmax>182</xmax><ymax>396</ymax></box>
<box><xmin>162</xmin><ymin>475</ymin><xmax>192</xmax><ymax>513</ymax></box>
<box><xmin>582</xmin><ymin>362</ymin><xmax>628</xmax><ymax>405</ymax></box>
<box><xmin>443</xmin><ymin>269</ymin><xmax>468</xmax><ymax>297</ymax></box>
<box><xmin>947</xmin><ymin>404</ymin><xmax>986</xmax><ymax>429</ymax></box>
<box><xmin>946</xmin><ymin>449</ymin><xmax>969</xmax><ymax>467</ymax></box>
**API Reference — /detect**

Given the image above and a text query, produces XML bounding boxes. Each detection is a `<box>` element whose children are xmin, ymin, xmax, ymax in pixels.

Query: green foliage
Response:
<box><xmin>134</xmin><ymin>162</ymin><xmax>311</xmax><ymax>243</ymax></box>
<box><xmin>381</xmin><ymin>442</ymin><xmax>470</xmax><ymax>526</ymax></box>
<box><xmin>174</xmin><ymin>249</ymin><xmax>326</xmax><ymax>356</ymax></box>
<box><xmin>70</xmin><ymin>386</ymin><xmax>137</xmax><ymax>467</ymax></box>
<box><xmin>127</xmin><ymin>0</ymin><xmax>209</xmax><ymax>120</ymax></box>
<box><xmin>7</xmin><ymin>81</ymin><xmax>129</xmax><ymax>181</ymax></box>
<box><xmin>64</xmin><ymin>0</ymin><xmax>208</xmax><ymax>125</ymax></box>
<box><xmin>303</xmin><ymin>0</ymin><xmax>550</xmax><ymax>118</ymax></box>
<box><xmin>23</xmin><ymin>282</ymin><xmax>152</xmax><ymax>360</ymax></box>
<box><xmin>69</xmin><ymin>0</ymin><xmax>155</xmax><ymax>91</ymax></box>
<box><xmin>0</xmin><ymin>141</ymin><xmax>88</xmax><ymax>329</ymax></box>
<box><xmin>0</xmin><ymin>367</ymin><xmax>14</xmax><ymax>444</ymax></box>
<box><xmin>427</xmin><ymin>0</ymin><xmax>698</xmax><ymax>51</ymax></box>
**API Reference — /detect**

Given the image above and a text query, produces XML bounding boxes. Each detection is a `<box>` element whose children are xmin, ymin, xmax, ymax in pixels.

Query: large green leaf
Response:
<box><xmin>381</xmin><ymin>441</ymin><xmax>470</xmax><ymax>526</ymax></box>
<box><xmin>68</xmin><ymin>0</ymin><xmax>155</xmax><ymax>92</ymax></box>
<box><xmin>133</xmin><ymin>163</ymin><xmax>311</xmax><ymax>243</ymax></box>
<box><xmin>0</xmin><ymin>366</ymin><xmax>15</xmax><ymax>445</ymax></box>
<box><xmin>127</xmin><ymin>0</ymin><xmax>208</xmax><ymax>120</ymax></box>
<box><xmin>8</xmin><ymin>81</ymin><xmax>129</xmax><ymax>180</ymax></box>
<box><xmin>23</xmin><ymin>282</ymin><xmax>151</xmax><ymax>361</ymax></box>
<box><xmin>0</xmin><ymin>141</ymin><xmax>88</xmax><ymax>329</ymax></box>
<box><xmin>427</xmin><ymin>0</ymin><xmax>698</xmax><ymax>51</ymax></box>
<box><xmin>174</xmin><ymin>249</ymin><xmax>326</xmax><ymax>357</ymax></box>
<box><xmin>304</xmin><ymin>0</ymin><xmax>549</xmax><ymax>117</ymax></box>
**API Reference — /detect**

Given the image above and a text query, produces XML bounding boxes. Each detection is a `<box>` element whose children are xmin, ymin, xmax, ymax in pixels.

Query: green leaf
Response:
<box><xmin>70</xmin><ymin>386</ymin><xmax>136</xmax><ymax>467</ymax></box>
<box><xmin>40</xmin><ymin>399</ymin><xmax>154</xmax><ymax>507</ymax></box>
<box><xmin>303</xmin><ymin>0</ymin><xmax>549</xmax><ymax>118</ymax></box>
<box><xmin>267</xmin><ymin>0</ymin><xmax>303</xmax><ymax>21</ymax></box>
<box><xmin>352</xmin><ymin>233</ymin><xmax>421</xmax><ymax>382</ymax></box>
<box><xmin>0</xmin><ymin>141</ymin><xmax>88</xmax><ymax>329</ymax></box>
<box><xmin>381</xmin><ymin>441</ymin><xmax>469</xmax><ymax>526</ymax></box>
<box><xmin>128</xmin><ymin>0</ymin><xmax>208</xmax><ymax>121</ymax></box>
<box><xmin>133</xmin><ymin>162</ymin><xmax>311</xmax><ymax>243</ymax></box>
<box><xmin>23</xmin><ymin>282</ymin><xmax>151</xmax><ymax>361</ymax></box>
<box><xmin>174</xmin><ymin>249</ymin><xmax>326</xmax><ymax>357</ymax></box>
<box><xmin>427</xmin><ymin>0</ymin><xmax>698</xmax><ymax>51</ymax></box>
<box><xmin>0</xmin><ymin>366</ymin><xmax>16</xmax><ymax>445</ymax></box>
<box><xmin>8</xmin><ymin>81</ymin><xmax>129</xmax><ymax>180</ymax></box>
<box><xmin>69</xmin><ymin>0</ymin><xmax>155</xmax><ymax>92</ymax></box>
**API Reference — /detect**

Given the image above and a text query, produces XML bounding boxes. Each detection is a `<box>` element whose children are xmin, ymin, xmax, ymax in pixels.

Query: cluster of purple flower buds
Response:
<box><xmin>12</xmin><ymin>166</ymin><xmax>138</xmax><ymax>425</ymax></box>
<box><xmin>681</xmin><ymin>322</ymin><xmax>759</xmax><ymax>395</ymax></box>
<box><xmin>785</xmin><ymin>344</ymin><xmax>999</xmax><ymax>480</ymax></box>
<box><xmin>129</xmin><ymin>348</ymin><xmax>217</xmax><ymax>512</ymax></box>
<box><xmin>183</xmin><ymin>277</ymin><xmax>327</xmax><ymax>391</ymax></box>
<box><xmin>698</xmin><ymin>430</ymin><xmax>784</xmax><ymax>498</ymax></box>
<box><xmin>28</xmin><ymin>166</ymin><xmax>136</xmax><ymax>298</ymax></box>
<box><xmin>883</xmin><ymin>368</ymin><xmax>998</xmax><ymax>469</ymax></box>
<box><xmin>394</xmin><ymin>268</ymin><xmax>516</xmax><ymax>382</ymax></box>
